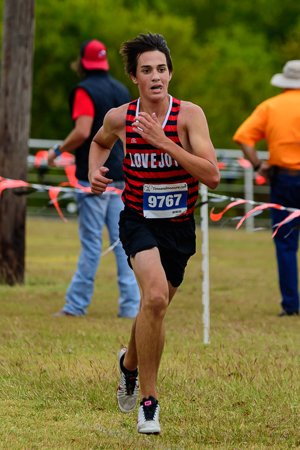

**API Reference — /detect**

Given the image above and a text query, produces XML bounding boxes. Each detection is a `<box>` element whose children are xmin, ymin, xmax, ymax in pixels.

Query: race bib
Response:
<box><xmin>143</xmin><ymin>183</ymin><xmax>188</xmax><ymax>219</ymax></box>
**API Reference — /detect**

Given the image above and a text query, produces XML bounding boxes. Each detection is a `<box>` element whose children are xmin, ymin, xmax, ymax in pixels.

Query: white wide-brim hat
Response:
<box><xmin>271</xmin><ymin>60</ymin><xmax>300</xmax><ymax>88</ymax></box>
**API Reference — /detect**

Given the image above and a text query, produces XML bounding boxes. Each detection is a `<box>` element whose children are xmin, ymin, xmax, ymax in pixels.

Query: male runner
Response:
<box><xmin>89</xmin><ymin>32</ymin><xmax>219</xmax><ymax>434</ymax></box>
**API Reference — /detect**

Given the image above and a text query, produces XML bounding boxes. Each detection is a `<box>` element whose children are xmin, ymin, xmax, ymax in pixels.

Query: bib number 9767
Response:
<box><xmin>143</xmin><ymin>182</ymin><xmax>188</xmax><ymax>219</ymax></box>
<box><xmin>148</xmin><ymin>194</ymin><xmax>182</xmax><ymax>209</ymax></box>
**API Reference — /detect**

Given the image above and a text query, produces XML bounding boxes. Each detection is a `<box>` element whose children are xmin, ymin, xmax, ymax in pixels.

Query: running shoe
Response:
<box><xmin>117</xmin><ymin>348</ymin><xmax>139</xmax><ymax>413</ymax></box>
<box><xmin>137</xmin><ymin>396</ymin><xmax>161</xmax><ymax>434</ymax></box>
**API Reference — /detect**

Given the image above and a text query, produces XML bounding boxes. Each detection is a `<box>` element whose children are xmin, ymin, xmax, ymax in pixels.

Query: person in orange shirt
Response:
<box><xmin>233</xmin><ymin>60</ymin><xmax>300</xmax><ymax>317</ymax></box>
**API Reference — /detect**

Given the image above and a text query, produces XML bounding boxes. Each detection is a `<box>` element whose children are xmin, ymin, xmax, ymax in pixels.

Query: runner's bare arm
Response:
<box><xmin>88</xmin><ymin>106</ymin><xmax>126</xmax><ymax>194</ymax></box>
<box><xmin>132</xmin><ymin>103</ymin><xmax>220</xmax><ymax>189</ymax></box>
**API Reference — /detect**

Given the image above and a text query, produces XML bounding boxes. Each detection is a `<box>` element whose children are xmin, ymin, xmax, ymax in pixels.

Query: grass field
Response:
<box><xmin>0</xmin><ymin>217</ymin><xmax>299</xmax><ymax>449</ymax></box>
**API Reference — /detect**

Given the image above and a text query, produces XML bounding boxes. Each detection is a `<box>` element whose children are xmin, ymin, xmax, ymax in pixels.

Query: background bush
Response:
<box><xmin>1</xmin><ymin>0</ymin><xmax>300</xmax><ymax>148</ymax></box>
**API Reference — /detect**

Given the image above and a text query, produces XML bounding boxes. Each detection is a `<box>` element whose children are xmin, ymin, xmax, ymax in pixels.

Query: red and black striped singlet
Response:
<box><xmin>122</xmin><ymin>96</ymin><xmax>199</xmax><ymax>222</ymax></box>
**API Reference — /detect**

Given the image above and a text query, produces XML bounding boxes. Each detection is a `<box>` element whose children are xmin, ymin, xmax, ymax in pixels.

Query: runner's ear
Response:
<box><xmin>130</xmin><ymin>72</ymin><xmax>138</xmax><ymax>85</ymax></box>
<box><xmin>169</xmin><ymin>71</ymin><xmax>173</xmax><ymax>81</ymax></box>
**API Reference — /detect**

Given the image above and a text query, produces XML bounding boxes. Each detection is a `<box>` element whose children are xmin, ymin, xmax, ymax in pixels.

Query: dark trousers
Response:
<box><xmin>270</xmin><ymin>172</ymin><xmax>300</xmax><ymax>313</ymax></box>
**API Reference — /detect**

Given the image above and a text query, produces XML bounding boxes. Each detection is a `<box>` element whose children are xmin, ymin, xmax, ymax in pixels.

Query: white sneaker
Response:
<box><xmin>117</xmin><ymin>348</ymin><xmax>139</xmax><ymax>413</ymax></box>
<box><xmin>137</xmin><ymin>396</ymin><xmax>161</xmax><ymax>434</ymax></box>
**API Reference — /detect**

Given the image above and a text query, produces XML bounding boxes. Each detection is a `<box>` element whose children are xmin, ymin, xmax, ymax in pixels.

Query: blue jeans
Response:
<box><xmin>270</xmin><ymin>172</ymin><xmax>300</xmax><ymax>313</ymax></box>
<box><xmin>63</xmin><ymin>180</ymin><xmax>140</xmax><ymax>317</ymax></box>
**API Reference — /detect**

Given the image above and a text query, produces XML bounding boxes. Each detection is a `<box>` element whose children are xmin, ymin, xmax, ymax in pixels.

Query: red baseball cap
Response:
<box><xmin>80</xmin><ymin>40</ymin><xmax>109</xmax><ymax>71</ymax></box>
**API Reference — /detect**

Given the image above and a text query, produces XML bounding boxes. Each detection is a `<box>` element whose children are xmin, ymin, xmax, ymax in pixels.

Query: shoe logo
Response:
<box><xmin>144</xmin><ymin>401</ymin><xmax>152</xmax><ymax>406</ymax></box>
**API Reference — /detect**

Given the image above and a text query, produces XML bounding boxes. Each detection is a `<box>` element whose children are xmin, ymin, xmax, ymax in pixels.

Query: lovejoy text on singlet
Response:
<box><xmin>122</xmin><ymin>96</ymin><xmax>199</xmax><ymax>221</ymax></box>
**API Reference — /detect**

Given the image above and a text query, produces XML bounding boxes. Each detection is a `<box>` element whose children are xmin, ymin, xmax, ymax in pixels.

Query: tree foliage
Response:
<box><xmin>1</xmin><ymin>0</ymin><xmax>300</xmax><ymax>148</ymax></box>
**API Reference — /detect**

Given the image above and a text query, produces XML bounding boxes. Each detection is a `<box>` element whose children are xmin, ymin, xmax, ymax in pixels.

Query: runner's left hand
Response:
<box><xmin>132</xmin><ymin>112</ymin><xmax>168</xmax><ymax>148</ymax></box>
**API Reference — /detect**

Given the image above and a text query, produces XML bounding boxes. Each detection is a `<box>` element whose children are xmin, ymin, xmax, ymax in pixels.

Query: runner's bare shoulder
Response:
<box><xmin>178</xmin><ymin>101</ymin><xmax>210</xmax><ymax>136</ymax></box>
<box><xmin>179</xmin><ymin>101</ymin><xmax>206</xmax><ymax>121</ymax></box>
<box><xmin>103</xmin><ymin>103</ymin><xmax>129</xmax><ymax>138</ymax></box>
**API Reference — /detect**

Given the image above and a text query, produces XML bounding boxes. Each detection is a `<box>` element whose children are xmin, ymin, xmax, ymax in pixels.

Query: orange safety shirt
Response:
<box><xmin>233</xmin><ymin>89</ymin><xmax>300</xmax><ymax>170</ymax></box>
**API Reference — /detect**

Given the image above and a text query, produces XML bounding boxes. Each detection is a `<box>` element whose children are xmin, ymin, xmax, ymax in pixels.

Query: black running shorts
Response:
<box><xmin>119</xmin><ymin>207</ymin><xmax>196</xmax><ymax>288</ymax></box>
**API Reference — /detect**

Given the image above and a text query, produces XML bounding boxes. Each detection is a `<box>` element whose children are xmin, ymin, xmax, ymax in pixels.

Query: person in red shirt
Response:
<box><xmin>233</xmin><ymin>60</ymin><xmax>300</xmax><ymax>317</ymax></box>
<box><xmin>47</xmin><ymin>40</ymin><xmax>140</xmax><ymax>319</ymax></box>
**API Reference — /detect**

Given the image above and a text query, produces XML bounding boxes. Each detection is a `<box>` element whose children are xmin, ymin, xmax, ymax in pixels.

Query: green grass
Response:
<box><xmin>0</xmin><ymin>217</ymin><xmax>300</xmax><ymax>449</ymax></box>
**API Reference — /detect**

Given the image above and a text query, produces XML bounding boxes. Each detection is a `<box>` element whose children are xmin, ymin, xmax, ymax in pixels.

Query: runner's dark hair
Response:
<box><xmin>120</xmin><ymin>31</ymin><xmax>173</xmax><ymax>77</ymax></box>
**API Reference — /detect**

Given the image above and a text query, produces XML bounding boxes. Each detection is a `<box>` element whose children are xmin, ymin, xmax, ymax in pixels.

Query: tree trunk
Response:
<box><xmin>0</xmin><ymin>0</ymin><xmax>35</xmax><ymax>284</ymax></box>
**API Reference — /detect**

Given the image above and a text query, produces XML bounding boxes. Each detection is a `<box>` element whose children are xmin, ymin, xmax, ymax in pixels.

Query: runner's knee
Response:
<box><xmin>142</xmin><ymin>290</ymin><xmax>168</xmax><ymax>319</ymax></box>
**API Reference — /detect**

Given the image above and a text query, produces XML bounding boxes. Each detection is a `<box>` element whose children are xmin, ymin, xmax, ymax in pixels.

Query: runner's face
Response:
<box><xmin>131</xmin><ymin>50</ymin><xmax>172</xmax><ymax>101</ymax></box>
